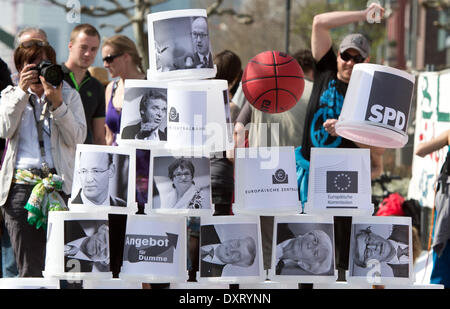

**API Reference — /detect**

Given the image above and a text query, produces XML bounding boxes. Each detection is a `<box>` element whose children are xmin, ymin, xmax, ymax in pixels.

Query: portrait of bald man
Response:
<box><xmin>190</xmin><ymin>16</ymin><xmax>213</xmax><ymax>69</ymax></box>
<box><xmin>199</xmin><ymin>224</ymin><xmax>259</xmax><ymax>278</ymax></box>
<box><xmin>275</xmin><ymin>222</ymin><xmax>335</xmax><ymax>276</ymax></box>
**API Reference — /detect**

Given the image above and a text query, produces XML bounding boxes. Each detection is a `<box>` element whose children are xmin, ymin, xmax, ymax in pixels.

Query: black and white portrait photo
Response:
<box><xmin>152</xmin><ymin>156</ymin><xmax>211</xmax><ymax>211</ymax></box>
<box><xmin>199</xmin><ymin>223</ymin><xmax>260</xmax><ymax>279</ymax></box>
<box><xmin>349</xmin><ymin>220</ymin><xmax>412</xmax><ymax>281</ymax></box>
<box><xmin>152</xmin><ymin>15</ymin><xmax>213</xmax><ymax>73</ymax></box>
<box><xmin>120</xmin><ymin>84</ymin><xmax>168</xmax><ymax>142</ymax></box>
<box><xmin>274</xmin><ymin>222</ymin><xmax>335</xmax><ymax>276</ymax></box>
<box><xmin>64</xmin><ymin>220</ymin><xmax>110</xmax><ymax>273</ymax></box>
<box><xmin>71</xmin><ymin>148</ymin><xmax>130</xmax><ymax>208</ymax></box>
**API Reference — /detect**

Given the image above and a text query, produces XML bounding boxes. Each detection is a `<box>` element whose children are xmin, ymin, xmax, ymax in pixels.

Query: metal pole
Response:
<box><xmin>285</xmin><ymin>0</ymin><xmax>291</xmax><ymax>54</ymax></box>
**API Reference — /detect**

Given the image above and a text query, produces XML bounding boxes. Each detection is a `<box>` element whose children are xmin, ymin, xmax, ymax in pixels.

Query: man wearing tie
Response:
<box><xmin>64</xmin><ymin>221</ymin><xmax>110</xmax><ymax>273</ymax></box>
<box><xmin>121</xmin><ymin>89</ymin><xmax>167</xmax><ymax>141</ymax></box>
<box><xmin>199</xmin><ymin>224</ymin><xmax>257</xmax><ymax>277</ymax></box>
<box><xmin>352</xmin><ymin>224</ymin><xmax>410</xmax><ymax>278</ymax></box>
<box><xmin>72</xmin><ymin>152</ymin><xmax>127</xmax><ymax>207</ymax></box>
<box><xmin>275</xmin><ymin>223</ymin><xmax>334</xmax><ymax>275</ymax></box>
<box><xmin>190</xmin><ymin>16</ymin><xmax>213</xmax><ymax>69</ymax></box>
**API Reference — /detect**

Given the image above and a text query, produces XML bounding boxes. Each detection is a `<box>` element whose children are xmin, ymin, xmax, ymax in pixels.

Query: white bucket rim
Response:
<box><xmin>335</xmin><ymin>120</ymin><xmax>408</xmax><ymax>148</ymax></box>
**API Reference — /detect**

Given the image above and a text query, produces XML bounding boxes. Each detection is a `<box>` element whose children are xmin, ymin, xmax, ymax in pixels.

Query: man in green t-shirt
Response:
<box><xmin>63</xmin><ymin>23</ymin><xmax>106</xmax><ymax>145</ymax></box>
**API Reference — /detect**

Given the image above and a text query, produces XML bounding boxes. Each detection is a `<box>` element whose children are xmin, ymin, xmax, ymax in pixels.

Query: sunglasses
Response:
<box><xmin>340</xmin><ymin>51</ymin><xmax>365</xmax><ymax>64</ymax></box>
<box><xmin>102</xmin><ymin>53</ymin><xmax>123</xmax><ymax>64</ymax></box>
<box><xmin>18</xmin><ymin>40</ymin><xmax>49</xmax><ymax>49</ymax></box>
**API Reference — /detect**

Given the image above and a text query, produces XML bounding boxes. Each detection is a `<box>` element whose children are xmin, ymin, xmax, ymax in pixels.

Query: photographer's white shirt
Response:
<box><xmin>15</xmin><ymin>91</ymin><xmax>54</xmax><ymax>170</ymax></box>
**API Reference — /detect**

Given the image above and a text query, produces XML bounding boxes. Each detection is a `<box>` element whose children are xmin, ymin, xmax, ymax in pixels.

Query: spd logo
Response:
<box><xmin>365</xmin><ymin>71</ymin><xmax>414</xmax><ymax>133</ymax></box>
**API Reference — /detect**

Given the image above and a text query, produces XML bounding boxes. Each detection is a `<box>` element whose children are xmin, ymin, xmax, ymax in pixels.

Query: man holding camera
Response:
<box><xmin>0</xmin><ymin>39</ymin><xmax>86</xmax><ymax>277</ymax></box>
<box><xmin>62</xmin><ymin>24</ymin><xmax>106</xmax><ymax>145</ymax></box>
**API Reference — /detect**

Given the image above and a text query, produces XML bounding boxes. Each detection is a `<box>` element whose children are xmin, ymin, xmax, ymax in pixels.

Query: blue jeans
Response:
<box><xmin>431</xmin><ymin>240</ymin><xmax>450</xmax><ymax>288</ymax></box>
<box><xmin>1</xmin><ymin>224</ymin><xmax>18</xmax><ymax>278</ymax></box>
<box><xmin>1</xmin><ymin>184</ymin><xmax>47</xmax><ymax>277</ymax></box>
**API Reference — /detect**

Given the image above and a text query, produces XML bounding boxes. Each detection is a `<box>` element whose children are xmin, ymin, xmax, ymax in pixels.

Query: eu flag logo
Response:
<box><xmin>326</xmin><ymin>171</ymin><xmax>358</xmax><ymax>193</ymax></box>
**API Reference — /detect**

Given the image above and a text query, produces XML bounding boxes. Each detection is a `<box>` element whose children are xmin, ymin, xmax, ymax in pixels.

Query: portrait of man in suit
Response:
<box><xmin>351</xmin><ymin>224</ymin><xmax>410</xmax><ymax>278</ymax></box>
<box><xmin>72</xmin><ymin>152</ymin><xmax>127</xmax><ymax>207</ymax></box>
<box><xmin>64</xmin><ymin>220</ymin><xmax>110</xmax><ymax>273</ymax></box>
<box><xmin>199</xmin><ymin>224</ymin><xmax>257</xmax><ymax>278</ymax></box>
<box><xmin>275</xmin><ymin>223</ymin><xmax>334</xmax><ymax>276</ymax></box>
<box><xmin>190</xmin><ymin>16</ymin><xmax>213</xmax><ymax>69</ymax></box>
<box><xmin>121</xmin><ymin>89</ymin><xmax>167</xmax><ymax>141</ymax></box>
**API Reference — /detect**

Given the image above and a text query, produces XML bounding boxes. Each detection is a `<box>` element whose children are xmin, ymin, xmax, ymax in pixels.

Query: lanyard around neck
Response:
<box><xmin>29</xmin><ymin>95</ymin><xmax>51</xmax><ymax>171</ymax></box>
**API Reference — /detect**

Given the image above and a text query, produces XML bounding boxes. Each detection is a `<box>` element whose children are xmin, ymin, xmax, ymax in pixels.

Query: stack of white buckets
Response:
<box><xmin>42</xmin><ymin>8</ymin><xmax>234</xmax><ymax>289</ymax></box>
<box><xmin>1</xmin><ymin>7</ymin><xmax>429</xmax><ymax>289</ymax></box>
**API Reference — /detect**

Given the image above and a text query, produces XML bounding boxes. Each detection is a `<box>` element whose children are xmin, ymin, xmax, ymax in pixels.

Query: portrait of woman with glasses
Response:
<box><xmin>152</xmin><ymin>156</ymin><xmax>211</xmax><ymax>210</ymax></box>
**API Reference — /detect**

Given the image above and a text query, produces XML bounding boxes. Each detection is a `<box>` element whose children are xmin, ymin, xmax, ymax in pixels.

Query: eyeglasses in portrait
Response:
<box><xmin>151</xmin><ymin>155</ymin><xmax>212</xmax><ymax>214</ymax></box>
<box><xmin>70</xmin><ymin>145</ymin><xmax>135</xmax><ymax>212</ymax></box>
<box><xmin>348</xmin><ymin>216</ymin><xmax>413</xmax><ymax>285</ymax></box>
<box><xmin>152</xmin><ymin>15</ymin><xmax>213</xmax><ymax>73</ymax></box>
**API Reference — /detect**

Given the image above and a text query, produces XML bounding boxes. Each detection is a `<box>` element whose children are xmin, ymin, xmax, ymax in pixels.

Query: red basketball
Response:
<box><xmin>242</xmin><ymin>51</ymin><xmax>305</xmax><ymax>114</ymax></box>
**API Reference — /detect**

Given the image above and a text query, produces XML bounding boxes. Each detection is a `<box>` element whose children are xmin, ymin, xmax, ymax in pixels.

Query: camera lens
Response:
<box><xmin>41</xmin><ymin>64</ymin><xmax>64</xmax><ymax>86</ymax></box>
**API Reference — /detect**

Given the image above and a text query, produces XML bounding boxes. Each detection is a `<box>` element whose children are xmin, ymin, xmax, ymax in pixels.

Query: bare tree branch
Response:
<box><xmin>46</xmin><ymin>0</ymin><xmax>253</xmax><ymax>70</ymax></box>
<box><xmin>206</xmin><ymin>0</ymin><xmax>254</xmax><ymax>24</ymax></box>
<box><xmin>99</xmin><ymin>18</ymin><xmax>141</xmax><ymax>33</ymax></box>
<box><xmin>46</xmin><ymin>0</ymin><xmax>135</xmax><ymax>17</ymax></box>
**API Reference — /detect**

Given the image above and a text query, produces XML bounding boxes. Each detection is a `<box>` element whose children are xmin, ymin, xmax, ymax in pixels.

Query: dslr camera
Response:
<box><xmin>33</xmin><ymin>60</ymin><xmax>64</xmax><ymax>86</ymax></box>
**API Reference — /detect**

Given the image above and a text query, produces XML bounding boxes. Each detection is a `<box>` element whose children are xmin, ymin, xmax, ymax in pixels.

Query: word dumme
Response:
<box><xmin>125</xmin><ymin>236</ymin><xmax>170</xmax><ymax>248</ymax></box>
<box><xmin>137</xmin><ymin>251</ymin><xmax>168</xmax><ymax>262</ymax></box>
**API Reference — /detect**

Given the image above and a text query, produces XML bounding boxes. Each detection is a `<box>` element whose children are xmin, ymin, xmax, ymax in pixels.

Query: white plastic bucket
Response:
<box><xmin>239</xmin><ymin>281</ymin><xmax>299</xmax><ymax>289</ymax></box>
<box><xmin>82</xmin><ymin>278</ymin><xmax>143</xmax><ymax>289</ymax></box>
<box><xmin>233</xmin><ymin>147</ymin><xmax>301</xmax><ymax>215</ymax></box>
<box><xmin>119</xmin><ymin>214</ymin><xmax>188</xmax><ymax>283</ymax></box>
<box><xmin>147</xmin><ymin>9</ymin><xmax>217</xmax><ymax>81</ymax></box>
<box><xmin>0</xmin><ymin>278</ymin><xmax>60</xmax><ymax>289</ymax></box>
<box><xmin>43</xmin><ymin>211</ymin><xmax>112</xmax><ymax>280</ymax></box>
<box><xmin>335</xmin><ymin>63</ymin><xmax>415</xmax><ymax>148</ymax></box>
<box><xmin>165</xmin><ymin>79</ymin><xmax>233</xmax><ymax>153</ymax></box>
<box><xmin>305</xmin><ymin>147</ymin><xmax>374</xmax><ymax>216</ymax></box>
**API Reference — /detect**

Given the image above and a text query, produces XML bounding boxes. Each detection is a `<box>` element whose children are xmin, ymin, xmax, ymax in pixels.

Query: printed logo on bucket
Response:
<box><xmin>364</xmin><ymin>71</ymin><xmax>414</xmax><ymax>133</ymax></box>
<box><xmin>326</xmin><ymin>171</ymin><xmax>358</xmax><ymax>193</ymax></box>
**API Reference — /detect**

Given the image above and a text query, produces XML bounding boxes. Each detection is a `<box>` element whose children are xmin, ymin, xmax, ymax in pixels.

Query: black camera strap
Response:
<box><xmin>29</xmin><ymin>94</ymin><xmax>51</xmax><ymax>176</ymax></box>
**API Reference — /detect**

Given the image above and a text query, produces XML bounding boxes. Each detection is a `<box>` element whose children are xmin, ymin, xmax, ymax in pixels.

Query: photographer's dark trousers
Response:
<box><xmin>1</xmin><ymin>183</ymin><xmax>68</xmax><ymax>277</ymax></box>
